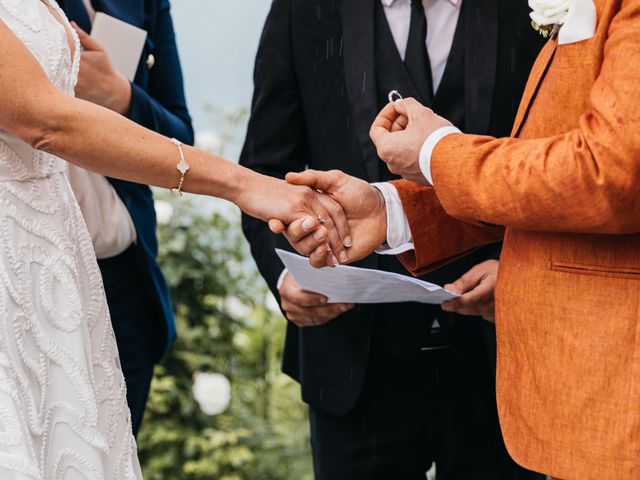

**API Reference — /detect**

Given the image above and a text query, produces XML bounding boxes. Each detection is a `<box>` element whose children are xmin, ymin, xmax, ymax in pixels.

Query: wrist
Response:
<box><xmin>277</xmin><ymin>270</ymin><xmax>289</xmax><ymax>292</ymax></box>
<box><xmin>112</xmin><ymin>75</ymin><xmax>132</xmax><ymax>116</ymax></box>
<box><xmin>226</xmin><ymin>166</ymin><xmax>262</xmax><ymax>213</ymax></box>
<box><xmin>419</xmin><ymin>126</ymin><xmax>462</xmax><ymax>185</ymax></box>
<box><xmin>374</xmin><ymin>187</ymin><xmax>388</xmax><ymax>246</ymax></box>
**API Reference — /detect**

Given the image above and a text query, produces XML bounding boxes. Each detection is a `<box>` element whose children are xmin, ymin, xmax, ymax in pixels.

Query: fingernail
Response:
<box><xmin>339</xmin><ymin>252</ymin><xmax>349</xmax><ymax>263</ymax></box>
<box><xmin>319</xmin><ymin>297</ymin><xmax>328</xmax><ymax>305</ymax></box>
<box><xmin>344</xmin><ymin>236</ymin><xmax>353</xmax><ymax>247</ymax></box>
<box><xmin>314</xmin><ymin>230</ymin><xmax>326</xmax><ymax>241</ymax></box>
<box><xmin>303</xmin><ymin>217</ymin><xmax>315</xmax><ymax>231</ymax></box>
<box><xmin>331</xmin><ymin>255</ymin><xmax>339</xmax><ymax>266</ymax></box>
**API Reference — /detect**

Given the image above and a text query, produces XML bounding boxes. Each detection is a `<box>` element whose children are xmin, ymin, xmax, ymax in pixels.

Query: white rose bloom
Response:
<box><xmin>529</xmin><ymin>0</ymin><xmax>571</xmax><ymax>26</ymax></box>
<box><xmin>154</xmin><ymin>200</ymin><xmax>174</xmax><ymax>225</ymax></box>
<box><xmin>192</xmin><ymin>372</ymin><xmax>231</xmax><ymax>416</ymax></box>
<box><xmin>224</xmin><ymin>296</ymin><xmax>252</xmax><ymax>319</ymax></box>
<box><xmin>233</xmin><ymin>331</ymin><xmax>250</xmax><ymax>348</ymax></box>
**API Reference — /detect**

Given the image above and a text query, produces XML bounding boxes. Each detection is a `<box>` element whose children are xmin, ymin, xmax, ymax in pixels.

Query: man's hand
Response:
<box><xmin>370</xmin><ymin>98</ymin><xmax>453</xmax><ymax>185</ymax></box>
<box><xmin>270</xmin><ymin>170</ymin><xmax>388</xmax><ymax>268</ymax></box>
<box><xmin>279</xmin><ymin>273</ymin><xmax>354</xmax><ymax>327</ymax></box>
<box><xmin>237</xmin><ymin>174</ymin><xmax>352</xmax><ymax>267</ymax></box>
<box><xmin>72</xmin><ymin>23</ymin><xmax>132</xmax><ymax>115</ymax></box>
<box><xmin>441</xmin><ymin>260</ymin><xmax>499</xmax><ymax>323</ymax></box>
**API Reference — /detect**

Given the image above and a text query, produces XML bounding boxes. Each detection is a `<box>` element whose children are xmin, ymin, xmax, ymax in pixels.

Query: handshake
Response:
<box><xmin>267</xmin><ymin>96</ymin><xmax>453</xmax><ymax>269</ymax></box>
<box><xmin>269</xmin><ymin>169</ymin><xmax>387</xmax><ymax>269</ymax></box>
<box><xmin>251</xmin><ymin>98</ymin><xmax>497</xmax><ymax>326</ymax></box>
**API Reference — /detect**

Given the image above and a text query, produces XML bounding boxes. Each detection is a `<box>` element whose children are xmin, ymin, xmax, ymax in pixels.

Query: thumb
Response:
<box><xmin>285</xmin><ymin>170</ymin><xmax>343</xmax><ymax>193</ymax></box>
<box><xmin>71</xmin><ymin>22</ymin><xmax>102</xmax><ymax>51</ymax></box>
<box><xmin>269</xmin><ymin>219</ymin><xmax>286</xmax><ymax>234</ymax></box>
<box><xmin>370</xmin><ymin>102</ymin><xmax>400</xmax><ymax>147</ymax></box>
<box><xmin>391</xmin><ymin>115</ymin><xmax>409</xmax><ymax>132</ymax></box>
<box><xmin>444</xmin><ymin>267</ymin><xmax>483</xmax><ymax>295</ymax></box>
<box><xmin>392</xmin><ymin>97</ymin><xmax>429</xmax><ymax>121</ymax></box>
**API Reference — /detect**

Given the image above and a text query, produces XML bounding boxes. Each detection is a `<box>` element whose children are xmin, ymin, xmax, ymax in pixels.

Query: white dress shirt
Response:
<box><xmin>374</xmin><ymin>128</ymin><xmax>462</xmax><ymax>252</ymax></box>
<box><xmin>68</xmin><ymin>0</ymin><xmax>137</xmax><ymax>260</ymax></box>
<box><xmin>277</xmin><ymin>0</ymin><xmax>462</xmax><ymax>287</ymax></box>
<box><xmin>381</xmin><ymin>0</ymin><xmax>462</xmax><ymax>94</ymax></box>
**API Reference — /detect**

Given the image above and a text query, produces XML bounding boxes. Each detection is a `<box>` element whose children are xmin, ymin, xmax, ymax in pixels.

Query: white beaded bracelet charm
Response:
<box><xmin>169</xmin><ymin>138</ymin><xmax>190</xmax><ymax>196</ymax></box>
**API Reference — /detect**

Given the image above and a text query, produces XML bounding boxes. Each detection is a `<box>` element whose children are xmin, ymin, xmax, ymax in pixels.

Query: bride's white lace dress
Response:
<box><xmin>0</xmin><ymin>0</ymin><xmax>142</xmax><ymax>478</ymax></box>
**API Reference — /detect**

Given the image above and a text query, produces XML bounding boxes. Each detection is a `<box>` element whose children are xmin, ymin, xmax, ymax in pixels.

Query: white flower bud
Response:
<box><xmin>192</xmin><ymin>372</ymin><xmax>231</xmax><ymax>416</ymax></box>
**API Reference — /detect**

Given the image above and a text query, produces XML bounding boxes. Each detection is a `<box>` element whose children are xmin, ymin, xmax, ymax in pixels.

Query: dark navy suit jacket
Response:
<box><xmin>60</xmin><ymin>0</ymin><xmax>194</xmax><ymax>360</ymax></box>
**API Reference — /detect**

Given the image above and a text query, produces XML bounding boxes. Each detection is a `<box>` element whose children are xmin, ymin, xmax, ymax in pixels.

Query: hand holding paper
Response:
<box><xmin>442</xmin><ymin>260</ymin><xmax>498</xmax><ymax>322</ymax></box>
<box><xmin>90</xmin><ymin>13</ymin><xmax>147</xmax><ymax>82</ymax></box>
<box><xmin>72</xmin><ymin>21</ymin><xmax>133</xmax><ymax>115</ymax></box>
<box><xmin>277</xmin><ymin>249</ymin><xmax>458</xmax><ymax>305</ymax></box>
<box><xmin>278</xmin><ymin>272</ymin><xmax>354</xmax><ymax>328</ymax></box>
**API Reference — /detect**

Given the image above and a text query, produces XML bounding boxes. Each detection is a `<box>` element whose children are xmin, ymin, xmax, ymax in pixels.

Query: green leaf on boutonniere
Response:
<box><xmin>531</xmin><ymin>21</ymin><xmax>560</xmax><ymax>39</ymax></box>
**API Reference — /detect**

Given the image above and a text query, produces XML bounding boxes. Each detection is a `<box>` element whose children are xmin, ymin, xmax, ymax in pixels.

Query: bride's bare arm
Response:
<box><xmin>0</xmin><ymin>19</ymin><xmax>352</xmax><ymax>263</ymax></box>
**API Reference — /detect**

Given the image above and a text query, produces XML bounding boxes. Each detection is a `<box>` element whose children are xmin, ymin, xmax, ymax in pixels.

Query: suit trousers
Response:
<box><xmin>98</xmin><ymin>245</ymin><xmax>158</xmax><ymax>436</ymax></box>
<box><xmin>308</xmin><ymin>342</ymin><xmax>545</xmax><ymax>480</ymax></box>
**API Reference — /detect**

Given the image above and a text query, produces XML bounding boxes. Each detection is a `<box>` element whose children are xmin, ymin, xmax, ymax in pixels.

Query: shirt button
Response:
<box><xmin>146</xmin><ymin>53</ymin><xmax>155</xmax><ymax>69</ymax></box>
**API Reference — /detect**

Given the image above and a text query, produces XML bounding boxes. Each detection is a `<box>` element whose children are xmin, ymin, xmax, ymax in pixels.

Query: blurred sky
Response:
<box><xmin>171</xmin><ymin>0</ymin><xmax>272</xmax><ymax>149</ymax></box>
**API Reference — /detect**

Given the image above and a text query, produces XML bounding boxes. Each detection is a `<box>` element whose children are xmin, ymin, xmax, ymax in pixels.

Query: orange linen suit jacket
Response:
<box><xmin>393</xmin><ymin>1</ymin><xmax>640</xmax><ymax>478</ymax></box>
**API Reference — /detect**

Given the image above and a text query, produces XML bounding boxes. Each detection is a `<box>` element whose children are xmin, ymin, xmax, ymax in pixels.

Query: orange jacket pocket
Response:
<box><xmin>551</xmin><ymin>261</ymin><xmax>640</xmax><ymax>280</ymax></box>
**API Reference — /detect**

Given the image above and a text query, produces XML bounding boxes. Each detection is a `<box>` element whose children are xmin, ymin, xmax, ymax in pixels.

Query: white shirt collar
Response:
<box><xmin>381</xmin><ymin>0</ymin><xmax>461</xmax><ymax>7</ymax></box>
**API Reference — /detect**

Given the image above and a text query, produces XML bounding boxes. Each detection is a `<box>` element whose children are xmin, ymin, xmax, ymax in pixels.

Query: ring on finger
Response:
<box><xmin>317</xmin><ymin>215</ymin><xmax>326</xmax><ymax>225</ymax></box>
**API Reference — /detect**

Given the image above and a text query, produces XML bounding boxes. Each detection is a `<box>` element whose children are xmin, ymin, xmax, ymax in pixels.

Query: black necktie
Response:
<box><xmin>404</xmin><ymin>0</ymin><xmax>434</xmax><ymax>105</ymax></box>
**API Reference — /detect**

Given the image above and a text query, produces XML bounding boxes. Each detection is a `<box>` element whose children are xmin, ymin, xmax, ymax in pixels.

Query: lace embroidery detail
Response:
<box><xmin>0</xmin><ymin>0</ymin><xmax>43</xmax><ymax>33</ymax></box>
<box><xmin>0</xmin><ymin>1</ymin><xmax>141</xmax><ymax>478</ymax></box>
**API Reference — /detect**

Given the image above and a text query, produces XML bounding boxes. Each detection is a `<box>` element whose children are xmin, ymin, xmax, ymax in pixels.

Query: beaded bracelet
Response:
<box><xmin>169</xmin><ymin>138</ymin><xmax>190</xmax><ymax>196</ymax></box>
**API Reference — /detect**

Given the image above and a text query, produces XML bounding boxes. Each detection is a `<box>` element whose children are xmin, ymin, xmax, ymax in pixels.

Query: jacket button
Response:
<box><xmin>146</xmin><ymin>54</ymin><xmax>155</xmax><ymax>69</ymax></box>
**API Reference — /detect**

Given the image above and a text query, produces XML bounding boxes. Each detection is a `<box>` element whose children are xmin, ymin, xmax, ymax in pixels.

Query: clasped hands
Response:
<box><xmin>264</xmin><ymin>98</ymin><xmax>496</xmax><ymax>326</ymax></box>
<box><xmin>270</xmin><ymin>97</ymin><xmax>451</xmax><ymax>268</ymax></box>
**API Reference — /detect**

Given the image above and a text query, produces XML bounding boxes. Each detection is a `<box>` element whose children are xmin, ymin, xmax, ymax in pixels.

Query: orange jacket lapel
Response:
<box><xmin>510</xmin><ymin>38</ymin><xmax>558</xmax><ymax>137</ymax></box>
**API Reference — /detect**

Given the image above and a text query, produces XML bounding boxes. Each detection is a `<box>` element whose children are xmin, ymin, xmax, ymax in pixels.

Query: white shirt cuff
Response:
<box><xmin>419</xmin><ymin>126</ymin><xmax>462</xmax><ymax>185</ymax></box>
<box><xmin>276</xmin><ymin>268</ymin><xmax>288</xmax><ymax>290</ymax></box>
<box><xmin>372</xmin><ymin>182</ymin><xmax>414</xmax><ymax>255</ymax></box>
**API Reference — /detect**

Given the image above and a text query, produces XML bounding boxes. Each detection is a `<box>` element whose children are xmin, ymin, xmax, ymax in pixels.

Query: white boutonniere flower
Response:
<box><xmin>529</xmin><ymin>0</ymin><xmax>597</xmax><ymax>45</ymax></box>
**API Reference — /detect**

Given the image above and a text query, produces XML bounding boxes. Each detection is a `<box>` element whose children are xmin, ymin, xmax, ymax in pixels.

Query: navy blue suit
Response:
<box><xmin>59</xmin><ymin>0</ymin><xmax>193</xmax><ymax>434</ymax></box>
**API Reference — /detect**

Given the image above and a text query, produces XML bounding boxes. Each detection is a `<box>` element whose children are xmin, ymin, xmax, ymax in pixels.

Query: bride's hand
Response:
<box><xmin>236</xmin><ymin>174</ymin><xmax>352</xmax><ymax>265</ymax></box>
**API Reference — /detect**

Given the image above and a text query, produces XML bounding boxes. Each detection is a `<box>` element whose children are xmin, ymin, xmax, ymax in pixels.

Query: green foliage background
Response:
<box><xmin>137</xmin><ymin>107</ymin><xmax>313</xmax><ymax>479</ymax></box>
<box><xmin>138</xmin><ymin>199</ymin><xmax>312</xmax><ymax>480</ymax></box>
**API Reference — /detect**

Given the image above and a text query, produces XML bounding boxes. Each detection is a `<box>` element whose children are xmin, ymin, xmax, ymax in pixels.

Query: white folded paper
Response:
<box><xmin>91</xmin><ymin>13</ymin><xmax>147</xmax><ymax>81</ymax></box>
<box><xmin>276</xmin><ymin>249</ymin><xmax>459</xmax><ymax>305</ymax></box>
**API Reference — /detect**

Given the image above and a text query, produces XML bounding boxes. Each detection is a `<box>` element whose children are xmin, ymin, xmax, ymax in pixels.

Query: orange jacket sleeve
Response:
<box><xmin>391</xmin><ymin>180</ymin><xmax>504</xmax><ymax>276</ymax></box>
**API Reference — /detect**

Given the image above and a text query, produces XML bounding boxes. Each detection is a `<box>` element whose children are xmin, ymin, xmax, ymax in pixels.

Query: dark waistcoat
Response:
<box><xmin>370</xmin><ymin>1</ymin><xmax>470</xmax><ymax>355</ymax></box>
<box><xmin>374</xmin><ymin>1</ymin><xmax>467</xmax><ymax>151</ymax></box>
